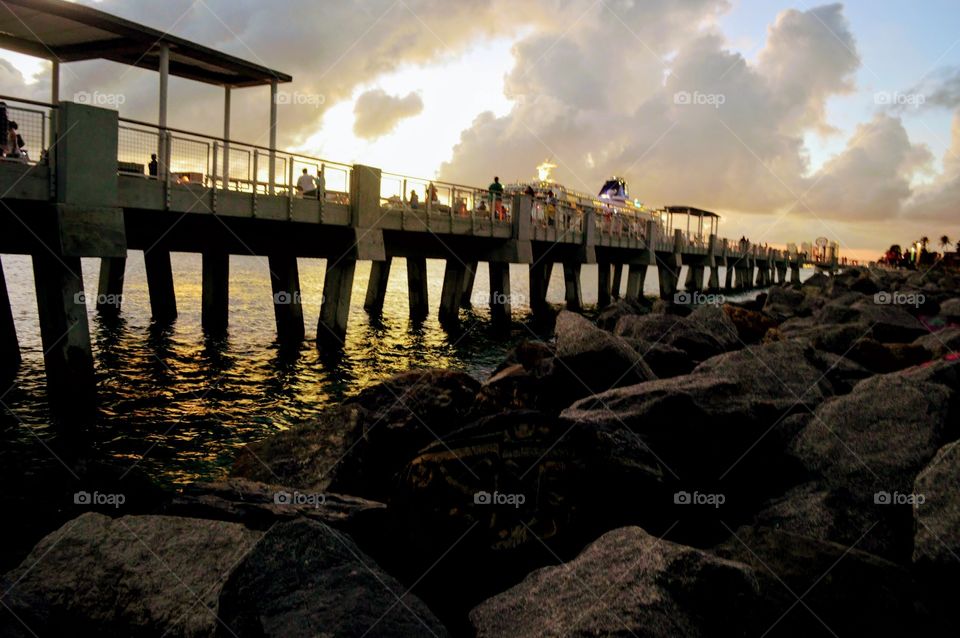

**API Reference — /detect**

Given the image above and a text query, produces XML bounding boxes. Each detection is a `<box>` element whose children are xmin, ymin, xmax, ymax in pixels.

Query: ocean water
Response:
<box><xmin>0</xmin><ymin>252</ymin><xmax>805</xmax><ymax>483</ymax></box>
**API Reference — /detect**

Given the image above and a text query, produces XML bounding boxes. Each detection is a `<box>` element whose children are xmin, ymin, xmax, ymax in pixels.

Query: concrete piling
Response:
<box><xmin>268</xmin><ymin>254</ymin><xmax>304</xmax><ymax>343</ymax></box>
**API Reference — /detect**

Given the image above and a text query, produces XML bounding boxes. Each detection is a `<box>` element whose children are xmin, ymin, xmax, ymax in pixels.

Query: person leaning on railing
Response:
<box><xmin>297</xmin><ymin>168</ymin><xmax>318</xmax><ymax>198</ymax></box>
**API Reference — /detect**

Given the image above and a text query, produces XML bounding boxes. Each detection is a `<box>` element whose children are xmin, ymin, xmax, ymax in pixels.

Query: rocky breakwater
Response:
<box><xmin>3</xmin><ymin>265</ymin><xmax>960</xmax><ymax>636</ymax></box>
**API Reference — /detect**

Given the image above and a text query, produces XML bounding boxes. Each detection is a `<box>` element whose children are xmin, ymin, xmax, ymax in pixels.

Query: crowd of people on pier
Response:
<box><xmin>0</xmin><ymin>102</ymin><xmax>28</xmax><ymax>162</ymax></box>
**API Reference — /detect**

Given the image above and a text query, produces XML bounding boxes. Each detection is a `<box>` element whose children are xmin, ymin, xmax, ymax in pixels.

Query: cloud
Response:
<box><xmin>352</xmin><ymin>89</ymin><xmax>424</xmax><ymax>139</ymax></box>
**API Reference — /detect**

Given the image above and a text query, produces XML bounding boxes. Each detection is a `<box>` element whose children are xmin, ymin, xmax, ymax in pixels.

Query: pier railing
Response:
<box><xmin>0</xmin><ymin>95</ymin><xmax>54</xmax><ymax>164</ymax></box>
<box><xmin>379</xmin><ymin>170</ymin><xmax>513</xmax><ymax>231</ymax></box>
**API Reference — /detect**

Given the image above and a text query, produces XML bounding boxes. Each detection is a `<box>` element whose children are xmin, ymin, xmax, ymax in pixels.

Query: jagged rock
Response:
<box><xmin>938</xmin><ymin>297</ymin><xmax>960</xmax><ymax>323</ymax></box>
<box><xmin>596</xmin><ymin>296</ymin><xmax>651</xmax><ymax>330</ymax></box>
<box><xmin>724</xmin><ymin>303</ymin><xmax>779</xmax><ymax>343</ymax></box>
<box><xmin>816</xmin><ymin>298</ymin><xmax>927</xmax><ymax>342</ymax></box>
<box><xmin>763</xmin><ymin>285</ymin><xmax>806</xmax><ymax>321</ymax></box>
<box><xmin>623</xmin><ymin>338</ymin><xmax>696</xmax><ymax>377</ymax></box>
<box><xmin>470</xmin><ymin>526</ymin><xmax>760</xmax><ymax>638</ymax></box>
<box><xmin>615</xmin><ymin>311</ymin><xmax>733</xmax><ymax>362</ymax></box>
<box><xmin>216</xmin><ymin>519</ymin><xmax>448</xmax><ymax>637</ymax></box>
<box><xmin>715</xmin><ymin>526</ymin><xmax>927</xmax><ymax>637</ymax></box>
<box><xmin>790</xmin><ymin>371</ymin><xmax>955</xmax><ymax>559</ymax></box>
<box><xmin>913</xmin><ymin>442</ymin><xmax>960</xmax><ymax>568</ymax></box>
<box><xmin>913</xmin><ymin>327</ymin><xmax>960</xmax><ymax>358</ymax></box>
<box><xmin>0</xmin><ymin>513</ymin><xmax>261</xmax><ymax>637</ymax></box>
<box><xmin>846</xmin><ymin>339</ymin><xmax>931</xmax><ymax>373</ymax></box>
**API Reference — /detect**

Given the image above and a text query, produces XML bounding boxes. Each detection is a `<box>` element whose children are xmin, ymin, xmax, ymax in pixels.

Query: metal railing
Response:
<box><xmin>0</xmin><ymin>95</ymin><xmax>54</xmax><ymax>165</ymax></box>
<box><xmin>380</xmin><ymin>171</ymin><xmax>512</xmax><ymax>225</ymax></box>
<box><xmin>116</xmin><ymin>117</ymin><xmax>353</xmax><ymax>204</ymax></box>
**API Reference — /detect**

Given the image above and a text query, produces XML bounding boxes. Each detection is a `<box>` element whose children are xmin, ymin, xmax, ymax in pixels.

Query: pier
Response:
<box><xmin>0</xmin><ymin>0</ymin><xmax>838</xmax><ymax>417</ymax></box>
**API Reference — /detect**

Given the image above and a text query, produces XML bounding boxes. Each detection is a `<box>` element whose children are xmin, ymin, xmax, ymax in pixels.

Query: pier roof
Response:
<box><xmin>664</xmin><ymin>206</ymin><xmax>720</xmax><ymax>218</ymax></box>
<box><xmin>0</xmin><ymin>0</ymin><xmax>291</xmax><ymax>87</ymax></box>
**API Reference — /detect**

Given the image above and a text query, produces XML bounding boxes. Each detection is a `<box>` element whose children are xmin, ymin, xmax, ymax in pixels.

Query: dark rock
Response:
<box><xmin>790</xmin><ymin>371</ymin><xmax>955</xmax><ymax>559</ymax></box>
<box><xmin>216</xmin><ymin>518</ymin><xmax>448</xmax><ymax>637</ymax></box>
<box><xmin>724</xmin><ymin>303</ymin><xmax>779</xmax><ymax>343</ymax></box>
<box><xmin>0</xmin><ymin>513</ymin><xmax>261</xmax><ymax>637</ymax></box>
<box><xmin>469</xmin><ymin>525</ymin><xmax>760</xmax><ymax>638</ymax></box>
<box><xmin>624</xmin><ymin>338</ymin><xmax>696</xmax><ymax>377</ymax></box>
<box><xmin>763</xmin><ymin>285</ymin><xmax>806</xmax><ymax>321</ymax></box>
<box><xmin>615</xmin><ymin>311</ymin><xmax>732</xmax><ymax>362</ymax></box>
<box><xmin>596</xmin><ymin>296</ymin><xmax>651</xmax><ymax>330</ymax></box>
<box><xmin>913</xmin><ymin>442</ymin><xmax>960</xmax><ymax>569</ymax></box>
<box><xmin>938</xmin><ymin>298</ymin><xmax>960</xmax><ymax>323</ymax></box>
<box><xmin>846</xmin><ymin>339</ymin><xmax>931</xmax><ymax>373</ymax></box>
<box><xmin>913</xmin><ymin>327</ymin><xmax>960</xmax><ymax>358</ymax></box>
<box><xmin>715</xmin><ymin>526</ymin><xmax>928</xmax><ymax>637</ymax></box>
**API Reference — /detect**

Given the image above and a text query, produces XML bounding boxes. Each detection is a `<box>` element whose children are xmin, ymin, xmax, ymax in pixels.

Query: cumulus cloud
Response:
<box><xmin>353</xmin><ymin>89</ymin><xmax>424</xmax><ymax>139</ymax></box>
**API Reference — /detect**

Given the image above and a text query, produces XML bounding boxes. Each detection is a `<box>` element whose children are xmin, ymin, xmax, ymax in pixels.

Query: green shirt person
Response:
<box><xmin>489</xmin><ymin>176</ymin><xmax>504</xmax><ymax>197</ymax></box>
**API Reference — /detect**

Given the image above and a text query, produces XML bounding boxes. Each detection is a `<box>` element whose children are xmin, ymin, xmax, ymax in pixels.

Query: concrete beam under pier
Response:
<box><xmin>790</xmin><ymin>260</ymin><xmax>801</xmax><ymax>285</ymax></box>
<box><xmin>563</xmin><ymin>262</ymin><xmax>583</xmax><ymax>311</ymax></box>
<box><xmin>144</xmin><ymin>248</ymin><xmax>177</xmax><ymax>323</ymax></box>
<box><xmin>684</xmin><ymin>263</ymin><xmax>705</xmax><ymax>292</ymax></box>
<box><xmin>406</xmin><ymin>256</ymin><xmax>429</xmax><ymax>322</ymax></box>
<box><xmin>439</xmin><ymin>259</ymin><xmax>467</xmax><ymax>326</ymax></box>
<box><xmin>363</xmin><ymin>257</ymin><xmax>392</xmax><ymax>316</ymax></box>
<box><xmin>32</xmin><ymin>253</ymin><xmax>96</xmax><ymax>420</ymax></box>
<box><xmin>318</xmin><ymin>258</ymin><xmax>356</xmax><ymax>347</ymax></box>
<box><xmin>611</xmin><ymin>264</ymin><xmax>623</xmax><ymax>299</ymax></box>
<box><xmin>488</xmin><ymin>262</ymin><xmax>511</xmax><ymax>326</ymax></box>
<box><xmin>0</xmin><ymin>257</ymin><xmax>19</xmax><ymax>381</ymax></box>
<box><xmin>776</xmin><ymin>261</ymin><xmax>788</xmax><ymax>284</ymax></box>
<box><xmin>268</xmin><ymin>254</ymin><xmax>304</xmax><ymax>343</ymax></box>
<box><xmin>529</xmin><ymin>261</ymin><xmax>551</xmax><ymax>316</ymax></box>
<box><xmin>202</xmin><ymin>251</ymin><xmax>230</xmax><ymax>334</ymax></box>
<box><xmin>460</xmin><ymin>261</ymin><xmax>477</xmax><ymax>309</ymax></box>
<box><xmin>96</xmin><ymin>257</ymin><xmax>125</xmax><ymax>319</ymax></box>
<box><xmin>597</xmin><ymin>263</ymin><xmax>612</xmax><ymax>308</ymax></box>
<box><xmin>625</xmin><ymin>264</ymin><xmax>647</xmax><ymax>300</ymax></box>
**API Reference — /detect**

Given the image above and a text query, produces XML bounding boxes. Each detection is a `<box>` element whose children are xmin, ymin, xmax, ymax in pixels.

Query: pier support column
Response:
<box><xmin>32</xmin><ymin>253</ymin><xmax>96</xmax><ymax>418</ymax></box>
<box><xmin>790</xmin><ymin>261</ymin><xmax>801</xmax><ymax>285</ymax></box>
<box><xmin>776</xmin><ymin>262</ymin><xmax>788</xmax><ymax>284</ymax></box>
<box><xmin>658</xmin><ymin>265</ymin><xmax>680</xmax><ymax>300</ymax></box>
<box><xmin>96</xmin><ymin>257</ymin><xmax>125</xmax><ymax>319</ymax></box>
<box><xmin>144</xmin><ymin>248</ymin><xmax>177</xmax><ymax>323</ymax></box>
<box><xmin>0</xmin><ymin>257</ymin><xmax>20</xmax><ymax>381</ymax></box>
<box><xmin>597</xmin><ymin>263</ymin><xmax>612</xmax><ymax>309</ymax></box>
<box><xmin>625</xmin><ymin>264</ymin><xmax>647</xmax><ymax>301</ymax></box>
<box><xmin>563</xmin><ymin>262</ymin><xmax>582</xmax><ymax>311</ymax></box>
<box><xmin>318</xmin><ymin>259</ymin><xmax>356</xmax><ymax>347</ymax></box>
<box><xmin>529</xmin><ymin>261</ymin><xmax>550</xmax><ymax>315</ymax></box>
<box><xmin>684</xmin><ymin>264</ymin><xmax>705</xmax><ymax>291</ymax></box>
<box><xmin>708</xmin><ymin>264</ymin><xmax>720</xmax><ymax>291</ymax></box>
<box><xmin>611</xmin><ymin>264</ymin><xmax>623</xmax><ymax>299</ymax></box>
<box><xmin>202</xmin><ymin>251</ymin><xmax>229</xmax><ymax>334</ymax></box>
<box><xmin>406</xmin><ymin>256</ymin><xmax>429</xmax><ymax>322</ymax></box>
<box><xmin>363</xmin><ymin>257</ymin><xmax>392</xmax><ymax>316</ymax></box>
<box><xmin>724</xmin><ymin>262</ymin><xmax>733</xmax><ymax>291</ymax></box>
<box><xmin>268</xmin><ymin>254</ymin><xmax>304</xmax><ymax>343</ymax></box>
<box><xmin>439</xmin><ymin>259</ymin><xmax>467</xmax><ymax>326</ymax></box>
<box><xmin>488</xmin><ymin>262</ymin><xmax>512</xmax><ymax>326</ymax></box>
<box><xmin>460</xmin><ymin>261</ymin><xmax>477</xmax><ymax>309</ymax></box>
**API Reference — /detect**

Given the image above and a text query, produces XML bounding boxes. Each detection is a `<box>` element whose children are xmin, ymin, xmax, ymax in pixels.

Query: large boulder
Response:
<box><xmin>789</xmin><ymin>371</ymin><xmax>955</xmax><ymax>559</ymax></box>
<box><xmin>815</xmin><ymin>297</ymin><xmax>927</xmax><ymax>343</ymax></box>
<box><xmin>937</xmin><ymin>297</ymin><xmax>960</xmax><ymax>323</ymax></box>
<box><xmin>216</xmin><ymin>519</ymin><xmax>448</xmax><ymax>637</ymax></box>
<box><xmin>623</xmin><ymin>338</ymin><xmax>696</xmax><ymax>378</ymax></box>
<box><xmin>387</xmin><ymin>409</ymin><xmax>668</xmax><ymax>618</ymax></box>
<box><xmin>553</xmin><ymin>311</ymin><xmax>656</xmax><ymax>396</ymax></box>
<box><xmin>724</xmin><ymin>303</ymin><xmax>779</xmax><ymax>343</ymax></box>
<box><xmin>715</xmin><ymin>526</ymin><xmax>929</xmax><ymax>637</ymax></box>
<box><xmin>614</xmin><ymin>308</ymin><xmax>736</xmax><ymax>362</ymax></box>
<box><xmin>762</xmin><ymin>285</ymin><xmax>806</xmax><ymax>321</ymax></box>
<box><xmin>913</xmin><ymin>327</ymin><xmax>960</xmax><ymax>358</ymax></box>
<box><xmin>470</xmin><ymin>526</ymin><xmax>760</xmax><ymax>638</ymax></box>
<box><xmin>0</xmin><ymin>513</ymin><xmax>261</xmax><ymax>637</ymax></box>
<box><xmin>596</xmin><ymin>296</ymin><xmax>651</xmax><ymax>330</ymax></box>
<box><xmin>913</xmin><ymin>442</ymin><xmax>960</xmax><ymax>569</ymax></box>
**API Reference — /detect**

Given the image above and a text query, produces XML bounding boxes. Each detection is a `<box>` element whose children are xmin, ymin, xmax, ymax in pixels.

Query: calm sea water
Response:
<box><xmin>0</xmin><ymin>253</ymin><xmax>801</xmax><ymax>484</ymax></box>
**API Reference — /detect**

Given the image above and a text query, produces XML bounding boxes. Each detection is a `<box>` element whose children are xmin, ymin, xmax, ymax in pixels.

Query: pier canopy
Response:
<box><xmin>663</xmin><ymin>205</ymin><xmax>720</xmax><ymax>245</ymax></box>
<box><xmin>0</xmin><ymin>0</ymin><xmax>291</xmax><ymax>87</ymax></box>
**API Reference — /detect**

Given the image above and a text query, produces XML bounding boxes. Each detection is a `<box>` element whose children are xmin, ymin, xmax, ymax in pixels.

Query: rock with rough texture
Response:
<box><xmin>715</xmin><ymin>526</ymin><xmax>928</xmax><ymax>637</ymax></box>
<box><xmin>724</xmin><ymin>303</ymin><xmax>779</xmax><ymax>343</ymax></box>
<box><xmin>913</xmin><ymin>442</ymin><xmax>960</xmax><ymax>568</ymax></box>
<box><xmin>913</xmin><ymin>327</ymin><xmax>960</xmax><ymax>358</ymax></box>
<box><xmin>762</xmin><ymin>285</ymin><xmax>806</xmax><ymax>321</ymax></box>
<box><xmin>216</xmin><ymin>518</ymin><xmax>448</xmax><ymax>637</ymax></box>
<box><xmin>554</xmin><ymin>311</ymin><xmax>656</xmax><ymax>396</ymax></box>
<box><xmin>330</xmin><ymin>369</ymin><xmax>481</xmax><ymax>500</ymax></box>
<box><xmin>790</xmin><ymin>372</ymin><xmax>954</xmax><ymax>559</ymax></box>
<box><xmin>470</xmin><ymin>526</ymin><xmax>760</xmax><ymax>638</ymax></box>
<box><xmin>816</xmin><ymin>298</ymin><xmax>927</xmax><ymax>343</ymax></box>
<box><xmin>615</xmin><ymin>311</ymin><xmax>733</xmax><ymax>362</ymax></box>
<box><xmin>596</xmin><ymin>297</ymin><xmax>651</xmax><ymax>330</ymax></box>
<box><xmin>624</xmin><ymin>338</ymin><xmax>696</xmax><ymax>378</ymax></box>
<box><xmin>0</xmin><ymin>513</ymin><xmax>261</xmax><ymax>637</ymax></box>
<box><xmin>937</xmin><ymin>297</ymin><xmax>960</xmax><ymax>323</ymax></box>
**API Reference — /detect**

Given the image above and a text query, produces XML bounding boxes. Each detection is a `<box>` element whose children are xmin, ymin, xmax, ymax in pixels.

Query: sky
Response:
<box><xmin>2</xmin><ymin>0</ymin><xmax>960</xmax><ymax>262</ymax></box>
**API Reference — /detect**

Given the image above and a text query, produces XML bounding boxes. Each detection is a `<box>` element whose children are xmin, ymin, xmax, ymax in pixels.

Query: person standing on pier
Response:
<box><xmin>0</xmin><ymin>102</ymin><xmax>8</xmax><ymax>156</ymax></box>
<box><xmin>297</xmin><ymin>168</ymin><xmax>318</xmax><ymax>198</ymax></box>
<box><xmin>489</xmin><ymin>176</ymin><xmax>504</xmax><ymax>220</ymax></box>
<box><xmin>148</xmin><ymin>154</ymin><xmax>158</xmax><ymax>177</ymax></box>
<box><xmin>409</xmin><ymin>189</ymin><xmax>419</xmax><ymax>209</ymax></box>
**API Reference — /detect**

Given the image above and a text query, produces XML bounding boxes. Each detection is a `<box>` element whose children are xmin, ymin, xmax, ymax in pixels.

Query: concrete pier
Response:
<box><xmin>460</xmin><ymin>261</ymin><xmax>477</xmax><ymax>308</ymax></box>
<box><xmin>439</xmin><ymin>259</ymin><xmax>467</xmax><ymax>326</ymax></box>
<box><xmin>363</xmin><ymin>257</ymin><xmax>392</xmax><ymax>316</ymax></box>
<box><xmin>488</xmin><ymin>262</ymin><xmax>511</xmax><ymax>326</ymax></box>
<box><xmin>0</xmin><ymin>257</ymin><xmax>19</xmax><ymax>380</ymax></box>
<box><xmin>529</xmin><ymin>261</ymin><xmax>551</xmax><ymax>315</ymax></box>
<box><xmin>406</xmin><ymin>256</ymin><xmax>429</xmax><ymax>322</ymax></box>
<box><xmin>32</xmin><ymin>253</ymin><xmax>96</xmax><ymax>419</ymax></box>
<box><xmin>625</xmin><ymin>264</ymin><xmax>647</xmax><ymax>300</ymax></box>
<box><xmin>597</xmin><ymin>263</ymin><xmax>612</xmax><ymax>308</ymax></box>
<box><xmin>318</xmin><ymin>258</ymin><xmax>356</xmax><ymax>346</ymax></box>
<box><xmin>684</xmin><ymin>263</ymin><xmax>705</xmax><ymax>292</ymax></box>
<box><xmin>96</xmin><ymin>257</ymin><xmax>125</xmax><ymax>318</ymax></box>
<box><xmin>201</xmin><ymin>250</ymin><xmax>229</xmax><ymax>334</ymax></box>
<box><xmin>268</xmin><ymin>254</ymin><xmax>304</xmax><ymax>342</ymax></box>
<box><xmin>563</xmin><ymin>262</ymin><xmax>583</xmax><ymax>311</ymax></box>
<box><xmin>611</xmin><ymin>264</ymin><xmax>623</xmax><ymax>299</ymax></box>
<box><xmin>144</xmin><ymin>248</ymin><xmax>177</xmax><ymax>323</ymax></box>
